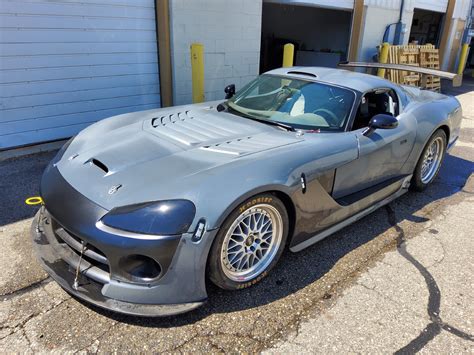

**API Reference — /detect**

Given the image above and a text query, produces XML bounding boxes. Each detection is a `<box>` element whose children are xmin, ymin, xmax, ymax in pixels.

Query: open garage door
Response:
<box><xmin>260</xmin><ymin>0</ymin><xmax>353</xmax><ymax>72</ymax></box>
<box><xmin>409</xmin><ymin>8</ymin><xmax>445</xmax><ymax>46</ymax></box>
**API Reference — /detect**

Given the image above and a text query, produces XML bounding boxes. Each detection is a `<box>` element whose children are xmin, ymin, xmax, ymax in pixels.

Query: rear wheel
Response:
<box><xmin>412</xmin><ymin>129</ymin><xmax>447</xmax><ymax>191</ymax></box>
<box><xmin>208</xmin><ymin>194</ymin><xmax>288</xmax><ymax>290</ymax></box>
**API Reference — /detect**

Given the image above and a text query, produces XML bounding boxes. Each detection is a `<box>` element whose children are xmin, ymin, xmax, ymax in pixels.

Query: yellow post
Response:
<box><xmin>457</xmin><ymin>43</ymin><xmax>469</xmax><ymax>75</ymax></box>
<box><xmin>282</xmin><ymin>43</ymin><xmax>294</xmax><ymax>68</ymax></box>
<box><xmin>191</xmin><ymin>43</ymin><xmax>205</xmax><ymax>103</ymax></box>
<box><xmin>377</xmin><ymin>42</ymin><xmax>390</xmax><ymax>78</ymax></box>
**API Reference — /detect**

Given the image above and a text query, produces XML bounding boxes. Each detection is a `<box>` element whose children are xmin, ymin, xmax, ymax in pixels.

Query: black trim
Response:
<box><xmin>335</xmin><ymin>175</ymin><xmax>408</xmax><ymax>206</ymax></box>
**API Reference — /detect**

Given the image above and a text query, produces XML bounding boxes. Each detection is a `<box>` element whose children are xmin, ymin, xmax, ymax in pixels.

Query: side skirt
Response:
<box><xmin>290</xmin><ymin>175</ymin><xmax>412</xmax><ymax>252</ymax></box>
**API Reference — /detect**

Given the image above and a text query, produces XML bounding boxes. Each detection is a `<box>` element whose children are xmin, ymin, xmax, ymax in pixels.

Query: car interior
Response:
<box><xmin>351</xmin><ymin>89</ymin><xmax>399</xmax><ymax>131</ymax></box>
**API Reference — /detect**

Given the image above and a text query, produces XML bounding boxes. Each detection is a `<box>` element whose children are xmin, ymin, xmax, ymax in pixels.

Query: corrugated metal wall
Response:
<box><xmin>0</xmin><ymin>0</ymin><xmax>161</xmax><ymax>149</ymax></box>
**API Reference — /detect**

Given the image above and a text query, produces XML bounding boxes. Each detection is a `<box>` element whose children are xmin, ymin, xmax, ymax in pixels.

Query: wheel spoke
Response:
<box><xmin>227</xmin><ymin>243</ymin><xmax>242</xmax><ymax>252</ymax></box>
<box><xmin>230</xmin><ymin>251</ymin><xmax>244</xmax><ymax>266</ymax></box>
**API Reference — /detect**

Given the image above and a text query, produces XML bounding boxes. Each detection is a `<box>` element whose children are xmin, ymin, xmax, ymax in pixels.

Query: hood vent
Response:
<box><xmin>149</xmin><ymin>110</ymin><xmax>253</xmax><ymax>146</ymax></box>
<box><xmin>85</xmin><ymin>158</ymin><xmax>109</xmax><ymax>174</ymax></box>
<box><xmin>152</xmin><ymin>110</ymin><xmax>194</xmax><ymax>127</ymax></box>
<box><xmin>200</xmin><ymin>135</ymin><xmax>295</xmax><ymax>156</ymax></box>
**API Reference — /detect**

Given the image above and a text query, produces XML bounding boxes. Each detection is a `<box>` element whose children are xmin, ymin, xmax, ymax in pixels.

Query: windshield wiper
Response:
<box><xmin>227</xmin><ymin>105</ymin><xmax>295</xmax><ymax>132</ymax></box>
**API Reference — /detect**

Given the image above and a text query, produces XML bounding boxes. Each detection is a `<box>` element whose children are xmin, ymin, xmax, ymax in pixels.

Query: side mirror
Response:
<box><xmin>224</xmin><ymin>84</ymin><xmax>235</xmax><ymax>99</ymax></box>
<box><xmin>363</xmin><ymin>114</ymin><xmax>398</xmax><ymax>136</ymax></box>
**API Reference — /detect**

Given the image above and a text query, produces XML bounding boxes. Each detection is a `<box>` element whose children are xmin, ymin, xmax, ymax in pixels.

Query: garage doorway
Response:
<box><xmin>260</xmin><ymin>2</ymin><xmax>352</xmax><ymax>73</ymax></box>
<box><xmin>409</xmin><ymin>8</ymin><xmax>444</xmax><ymax>45</ymax></box>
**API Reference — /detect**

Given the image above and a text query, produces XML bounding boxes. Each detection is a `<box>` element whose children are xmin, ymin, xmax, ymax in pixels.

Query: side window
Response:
<box><xmin>351</xmin><ymin>89</ymin><xmax>399</xmax><ymax>131</ymax></box>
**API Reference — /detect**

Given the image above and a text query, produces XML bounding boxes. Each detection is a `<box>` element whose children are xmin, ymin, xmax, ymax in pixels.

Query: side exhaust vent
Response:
<box><xmin>85</xmin><ymin>158</ymin><xmax>109</xmax><ymax>174</ymax></box>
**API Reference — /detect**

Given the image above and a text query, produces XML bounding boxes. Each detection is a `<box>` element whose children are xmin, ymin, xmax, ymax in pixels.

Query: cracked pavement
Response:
<box><xmin>1</xmin><ymin>79</ymin><xmax>473</xmax><ymax>353</ymax></box>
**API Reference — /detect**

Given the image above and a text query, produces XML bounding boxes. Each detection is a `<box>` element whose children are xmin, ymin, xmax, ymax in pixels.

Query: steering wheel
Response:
<box><xmin>312</xmin><ymin>108</ymin><xmax>339</xmax><ymax>127</ymax></box>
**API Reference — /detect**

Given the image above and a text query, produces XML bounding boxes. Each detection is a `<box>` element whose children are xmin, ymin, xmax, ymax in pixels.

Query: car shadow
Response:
<box><xmin>0</xmin><ymin>151</ymin><xmax>57</xmax><ymax>227</ymax></box>
<box><xmin>1</xmin><ymin>150</ymin><xmax>472</xmax><ymax>327</ymax></box>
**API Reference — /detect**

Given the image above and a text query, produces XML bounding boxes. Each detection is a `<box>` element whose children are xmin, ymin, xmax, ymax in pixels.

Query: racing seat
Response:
<box><xmin>352</xmin><ymin>98</ymin><xmax>371</xmax><ymax>130</ymax></box>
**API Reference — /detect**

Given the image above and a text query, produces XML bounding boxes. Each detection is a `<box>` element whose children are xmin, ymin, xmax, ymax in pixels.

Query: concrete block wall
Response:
<box><xmin>170</xmin><ymin>0</ymin><xmax>262</xmax><ymax>105</ymax></box>
<box><xmin>357</xmin><ymin>0</ymin><xmax>416</xmax><ymax>63</ymax></box>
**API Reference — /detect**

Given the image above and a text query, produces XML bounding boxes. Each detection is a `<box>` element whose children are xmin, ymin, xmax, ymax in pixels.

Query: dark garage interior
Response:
<box><xmin>260</xmin><ymin>2</ymin><xmax>352</xmax><ymax>72</ymax></box>
<box><xmin>409</xmin><ymin>8</ymin><xmax>444</xmax><ymax>45</ymax></box>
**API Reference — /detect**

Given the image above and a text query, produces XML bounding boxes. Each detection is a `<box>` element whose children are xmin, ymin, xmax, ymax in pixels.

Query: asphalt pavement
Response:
<box><xmin>0</xmin><ymin>79</ymin><xmax>473</xmax><ymax>353</ymax></box>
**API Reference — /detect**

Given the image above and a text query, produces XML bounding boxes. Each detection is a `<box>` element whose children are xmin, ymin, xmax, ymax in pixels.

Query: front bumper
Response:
<box><xmin>31</xmin><ymin>164</ymin><xmax>217</xmax><ymax>317</ymax></box>
<box><xmin>31</xmin><ymin>212</ymin><xmax>205</xmax><ymax>316</ymax></box>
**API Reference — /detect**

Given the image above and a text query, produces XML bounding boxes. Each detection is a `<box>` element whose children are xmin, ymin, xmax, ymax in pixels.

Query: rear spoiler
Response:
<box><xmin>338</xmin><ymin>61</ymin><xmax>462</xmax><ymax>87</ymax></box>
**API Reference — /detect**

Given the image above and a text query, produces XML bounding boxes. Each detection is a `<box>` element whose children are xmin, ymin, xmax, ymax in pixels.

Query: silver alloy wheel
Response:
<box><xmin>221</xmin><ymin>204</ymin><xmax>283</xmax><ymax>282</ymax></box>
<box><xmin>421</xmin><ymin>136</ymin><xmax>444</xmax><ymax>184</ymax></box>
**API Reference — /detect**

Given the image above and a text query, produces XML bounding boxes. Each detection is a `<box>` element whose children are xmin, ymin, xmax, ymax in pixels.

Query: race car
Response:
<box><xmin>32</xmin><ymin>63</ymin><xmax>462</xmax><ymax>316</ymax></box>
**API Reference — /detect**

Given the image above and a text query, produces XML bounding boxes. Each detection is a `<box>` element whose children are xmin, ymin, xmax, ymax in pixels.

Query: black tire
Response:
<box><xmin>208</xmin><ymin>193</ymin><xmax>289</xmax><ymax>290</ymax></box>
<box><xmin>411</xmin><ymin>129</ymin><xmax>447</xmax><ymax>192</ymax></box>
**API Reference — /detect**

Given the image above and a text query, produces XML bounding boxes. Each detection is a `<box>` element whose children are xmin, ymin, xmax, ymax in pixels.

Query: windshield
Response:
<box><xmin>227</xmin><ymin>75</ymin><xmax>355</xmax><ymax>131</ymax></box>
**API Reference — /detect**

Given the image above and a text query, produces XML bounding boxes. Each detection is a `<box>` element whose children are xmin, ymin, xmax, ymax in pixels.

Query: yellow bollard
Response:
<box><xmin>282</xmin><ymin>43</ymin><xmax>294</xmax><ymax>68</ymax></box>
<box><xmin>190</xmin><ymin>43</ymin><xmax>205</xmax><ymax>103</ymax></box>
<box><xmin>457</xmin><ymin>43</ymin><xmax>470</xmax><ymax>76</ymax></box>
<box><xmin>377</xmin><ymin>42</ymin><xmax>390</xmax><ymax>78</ymax></box>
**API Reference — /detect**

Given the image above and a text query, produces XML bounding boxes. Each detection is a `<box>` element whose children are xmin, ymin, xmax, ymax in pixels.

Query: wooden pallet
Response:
<box><xmin>383</xmin><ymin>44</ymin><xmax>440</xmax><ymax>92</ymax></box>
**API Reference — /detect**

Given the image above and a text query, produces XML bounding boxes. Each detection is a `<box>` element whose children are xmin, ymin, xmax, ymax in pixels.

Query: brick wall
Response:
<box><xmin>170</xmin><ymin>0</ymin><xmax>262</xmax><ymax>105</ymax></box>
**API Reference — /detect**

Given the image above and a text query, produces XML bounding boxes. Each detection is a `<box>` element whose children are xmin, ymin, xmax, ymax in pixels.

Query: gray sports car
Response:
<box><xmin>32</xmin><ymin>64</ymin><xmax>462</xmax><ymax>316</ymax></box>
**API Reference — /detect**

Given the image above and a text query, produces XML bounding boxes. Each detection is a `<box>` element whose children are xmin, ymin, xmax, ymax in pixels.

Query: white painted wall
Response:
<box><xmin>0</xmin><ymin>0</ymin><xmax>161</xmax><ymax>149</ymax></box>
<box><xmin>169</xmin><ymin>0</ymin><xmax>262</xmax><ymax>105</ymax></box>
<box><xmin>453</xmin><ymin>0</ymin><xmax>471</xmax><ymax>20</ymax></box>
<box><xmin>357</xmin><ymin>3</ymin><xmax>415</xmax><ymax>62</ymax></box>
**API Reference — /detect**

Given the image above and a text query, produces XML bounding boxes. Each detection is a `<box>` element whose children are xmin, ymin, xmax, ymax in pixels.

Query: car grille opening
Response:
<box><xmin>51</xmin><ymin>219</ymin><xmax>110</xmax><ymax>275</ymax></box>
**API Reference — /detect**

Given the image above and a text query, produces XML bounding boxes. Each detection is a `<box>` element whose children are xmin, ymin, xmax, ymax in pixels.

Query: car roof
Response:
<box><xmin>265</xmin><ymin>66</ymin><xmax>399</xmax><ymax>93</ymax></box>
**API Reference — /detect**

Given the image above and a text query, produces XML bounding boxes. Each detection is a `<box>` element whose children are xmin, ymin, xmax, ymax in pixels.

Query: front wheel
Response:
<box><xmin>411</xmin><ymin>129</ymin><xmax>447</xmax><ymax>191</ymax></box>
<box><xmin>208</xmin><ymin>194</ymin><xmax>289</xmax><ymax>290</ymax></box>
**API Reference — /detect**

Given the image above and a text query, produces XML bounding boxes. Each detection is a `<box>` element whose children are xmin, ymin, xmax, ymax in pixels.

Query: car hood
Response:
<box><xmin>56</xmin><ymin>106</ymin><xmax>303</xmax><ymax>210</ymax></box>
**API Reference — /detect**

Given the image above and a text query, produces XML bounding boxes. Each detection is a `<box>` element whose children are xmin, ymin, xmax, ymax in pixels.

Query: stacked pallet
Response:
<box><xmin>384</xmin><ymin>44</ymin><xmax>441</xmax><ymax>91</ymax></box>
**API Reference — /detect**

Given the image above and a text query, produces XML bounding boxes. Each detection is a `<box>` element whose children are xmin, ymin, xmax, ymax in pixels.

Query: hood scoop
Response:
<box><xmin>85</xmin><ymin>158</ymin><xmax>109</xmax><ymax>175</ymax></box>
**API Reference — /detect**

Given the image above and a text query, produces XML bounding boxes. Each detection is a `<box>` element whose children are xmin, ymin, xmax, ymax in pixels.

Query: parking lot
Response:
<box><xmin>1</xmin><ymin>79</ymin><xmax>473</xmax><ymax>353</ymax></box>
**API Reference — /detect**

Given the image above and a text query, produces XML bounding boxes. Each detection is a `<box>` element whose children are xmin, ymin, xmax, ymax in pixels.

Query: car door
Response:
<box><xmin>332</xmin><ymin>88</ymin><xmax>417</xmax><ymax>200</ymax></box>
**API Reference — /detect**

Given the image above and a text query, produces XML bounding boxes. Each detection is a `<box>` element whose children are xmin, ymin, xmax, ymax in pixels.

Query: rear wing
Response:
<box><xmin>338</xmin><ymin>61</ymin><xmax>462</xmax><ymax>87</ymax></box>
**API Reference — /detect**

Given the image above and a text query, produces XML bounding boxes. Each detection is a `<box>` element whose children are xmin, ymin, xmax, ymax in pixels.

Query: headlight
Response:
<box><xmin>101</xmin><ymin>200</ymin><xmax>196</xmax><ymax>235</ymax></box>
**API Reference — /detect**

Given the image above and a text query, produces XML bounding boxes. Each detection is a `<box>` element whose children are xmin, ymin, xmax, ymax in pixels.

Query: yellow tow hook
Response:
<box><xmin>25</xmin><ymin>196</ymin><xmax>43</xmax><ymax>205</ymax></box>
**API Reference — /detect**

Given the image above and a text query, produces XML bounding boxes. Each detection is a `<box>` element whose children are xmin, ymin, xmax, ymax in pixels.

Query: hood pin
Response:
<box><xmin>108</xmin><ymin>184</ymin><xmax>122</xmax><ymax>195</ymax></box>
<box><xmin>73</xmin><ymin>242</ymin><xmax>87</xmax><ymax>290</ymax></box>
